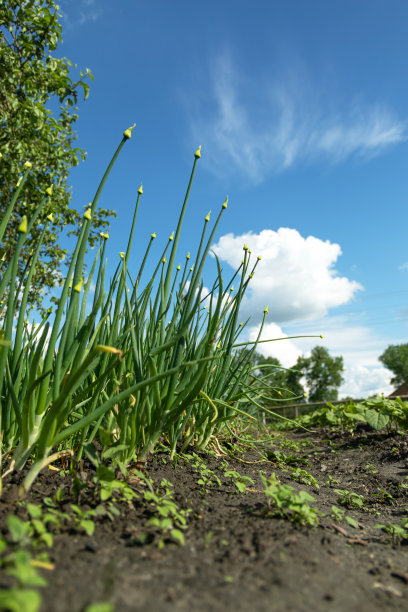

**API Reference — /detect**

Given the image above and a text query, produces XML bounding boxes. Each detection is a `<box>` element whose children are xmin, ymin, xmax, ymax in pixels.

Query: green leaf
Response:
<box><xmin>345</xmin><ymin>516</ymin><xmax>359</xmax><ymax>529</ymax></box>
<box><xmin>7</xmin><ymin>516</ymin><xmax>30</xmax><ymax>543</ymax></box>
<box><xmin>26</xmin><ymin>504</ymin><xmax>42</xmax><ymax>520</ymax></box>
<box><xmin>96</xmin><ymin>465</ymin><xmax>116</xmax><ymax>482</ymax></box>
<box><xmin>83</xmin><ymin>604</ymin><xmax>114</xmax><ymax>612</ymax></box>
<box><xmin>84</xmin><ymin>443</ymin><xmax>100</xmax><ymax>467</ymax></box>
<box><xmin>170</xmin><ymin>529</ymin><xmax>185</xmax><ymax>545</ymax></box>
<box><xmin>0</xmin><ymin>589</ymin><xmax>42</xmax><ymax>612</ymax></box>
<box><xmin>363</xmin><ymin>408</ymin><xmax>389</xmax><ymax>431</ymax></box>
<box><xmin>79</xmin><ymin>520</ymin><xmax>95</xmax><ymax>536</ymax></box>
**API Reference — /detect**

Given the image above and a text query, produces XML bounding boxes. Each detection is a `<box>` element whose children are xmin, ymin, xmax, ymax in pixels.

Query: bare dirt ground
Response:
<box><xmin>2</xmin><ymin>425</ymin><xmax>408</xmax><ymax>611</ymax></box>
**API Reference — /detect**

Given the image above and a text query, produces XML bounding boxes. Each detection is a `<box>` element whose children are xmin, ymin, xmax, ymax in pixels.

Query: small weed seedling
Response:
<box><xmin>184</xmin><ymin>453</ymin><xmax>222</xmax><ymax>494</ymax></box>
<box><xmin>325</xmin><ymin>474</ymin><xmax>340</xmax><ymax>488</ymax></box>
<box><xmin>290</xmin><ymin>467</ymin><xmax>319</xmax><ymax>489</ymax></box>
<box><xmin>330</xmin><ymin>505</ymin><xmax>359</xmax><ymax>528</ymax></box>
<box><xmin>224</xmin><ymin>470</ymin><xmax>254</xmax><ymax>494</ymax></box>
<box><xmin>259</xmin><ymin>471</ymin><xmax>319</xmax><ymax>526</ymax></box>
<box><xmin>334</xmin><ymin>489</ymin><xmax>365</xmax><ymax>509</ymax></box>
<box><xmin>375</xmin><ymin>519</ymin><xmax>408</xmax><ymax>544</ymax></box>
<box><xmin>132</xmin><ymin>472</ymin><xmax>190</xmax><ymax>547</ymax></box>
<box><xmin>0</xmin><ymin>513</ymin><xmax>55</xmax><ymax>612</ymax></box>
<box><xmin>265</xmin><ymin>450</ymin><xmax>309</xmax><ymax>468</ymax></box>
<box><xmin>365</xmin><ymin>463</ymin><xmax>379</xmax><ymax>475</ymax></box>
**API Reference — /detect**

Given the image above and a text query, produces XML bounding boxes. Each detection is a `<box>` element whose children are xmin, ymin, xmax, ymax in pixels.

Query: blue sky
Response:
<box><xmin>56</xmin><ymin>0</ymin><xmax>408</xmax><ymax>398</ymax></box>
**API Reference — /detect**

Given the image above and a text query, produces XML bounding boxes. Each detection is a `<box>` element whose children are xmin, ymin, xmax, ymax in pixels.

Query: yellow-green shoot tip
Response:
<box><xmin>222</xmin><ymin>195</ymin><xmax>228</xmax><ymax>209</ymax></box>
<box><xmin>18</xmin><ymin>216</ymin><xmax>28</xmax><ymax>233</ymax></box>
<box><xmin>264</xmin><ymin>306</ymin><xmax>269</xmax><ymax>314</ymax></box>
<box><xmin>24</xmin><ymin>161</ymin><xmax>32</xmax><ymax>169</ymax></box>
<box><xmin>320</xmin><ymin>334</ymin><xmax>325</xmax><ymax>339</ymax></box>
<box><xmin>47</xmin><ymin>213</ymin><xmax>54</xmax><ymax>223</ymax></box>
<box><xmin>138</xmin><ymin>183</ymin><xmax>143</xmax><ymax>194</ymax></box>
<box><xmin>100</xmin><ymin>231</ymin><xmax>109</xmax><ymax>239</ymax></box>
<box><xmin>119</xmin><ymin>252</ymin><xmax>125</xmax><ymax>259</ymax></box>
<box><xmin>46</xmin><ymin>185</ymin><xmax>53</xmax><ymax>196</ymax></box>
<box><xmin>194</xmin><ymin>146</ymin><xmax>201</xmax><ymax>158</ymax></box>
<box><xmin>205</xmin><ymin>211</ymin><xmax>211</xmax><ymax>222</ymax></box>
<box><xmin>83</xmin><ymin>209</ymin><xmax>92</xmax><ymax>220</ymax></box>
<box><xmin>123</xmin><ymin>123</ymin><xmax>136</xmax><ymax>139</ymax></box>
<box><xmin>151</xmin><ymin>232</ymin><xmax>156</xmax><ymax>239</ymax></box>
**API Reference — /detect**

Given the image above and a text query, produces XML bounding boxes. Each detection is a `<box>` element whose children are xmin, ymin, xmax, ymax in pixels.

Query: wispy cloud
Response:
<box><xmin>59</xmin><ymin>0</ymin><xmax>102</xmax><ymax>28</ymax></box>
<box><xmin>190</xmin><ymin>53</ymin><xmax>406</xmax><ymax>182</ymax></box>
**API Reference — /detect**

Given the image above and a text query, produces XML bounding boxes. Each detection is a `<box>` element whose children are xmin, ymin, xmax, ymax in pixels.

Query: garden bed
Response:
<box><xmin>2</xmin><ymin>425</ymin><xmax>408</xmax><ymax>611</ymax></box>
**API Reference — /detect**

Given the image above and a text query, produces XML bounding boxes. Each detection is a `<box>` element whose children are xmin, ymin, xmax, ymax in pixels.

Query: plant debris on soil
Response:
<box><xmin>2</xmin><ymin>425</ymin><xmax>408</xmax><ymax>612</ymax></box>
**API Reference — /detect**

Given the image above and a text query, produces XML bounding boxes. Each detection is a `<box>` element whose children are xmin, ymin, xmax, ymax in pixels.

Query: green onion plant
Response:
<box><xmin>0</xmin><ymin>128</ymin><xmax>321</xmax><ymax>492</ymax></box>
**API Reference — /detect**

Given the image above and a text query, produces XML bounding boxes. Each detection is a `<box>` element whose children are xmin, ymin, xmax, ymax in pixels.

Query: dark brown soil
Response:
<box><xmin>2</xmin><ymin>426</ymin><xmax>408</xmax><ymax>611</ymax></box>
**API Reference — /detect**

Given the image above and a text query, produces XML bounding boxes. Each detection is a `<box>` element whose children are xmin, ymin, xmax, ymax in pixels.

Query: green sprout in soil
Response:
<box><xmin>375</xmin><ymin>519</ymin><xmax>408</xmax><ymax>544</ymax></box>
<box><xmin>334</xmin><ymin>489</ymin><xmax>365</xmax><ymax>509</ymax></box>
<box><xmin>224</xmin><ymin>469</ymin><xmax>255</xmax><ymax>493</ymax></box>
<box><xmin>290</xmin><ymin>467</ymin><xmax>319</xmax><ymax>489</ymax></box>
<box><xmin>260</xmin><ymin>471</ymin><xmax>319</xmax><ymax>526</ymax></box>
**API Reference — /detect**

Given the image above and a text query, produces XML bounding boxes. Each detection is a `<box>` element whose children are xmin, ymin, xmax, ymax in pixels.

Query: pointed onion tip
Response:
<box><xmin>18</xmin><ymin>216</ymin><xmax>28</xmax><ymax>233</ymax></box>
<box><xmin>123</xmin><ymin>123</ymin><xmax>136</xmax><ymax>139</ymax></box>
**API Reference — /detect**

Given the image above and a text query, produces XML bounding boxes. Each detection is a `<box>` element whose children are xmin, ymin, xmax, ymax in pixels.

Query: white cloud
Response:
<box><xmin>398</xmin><ymin>262</ymin><xmax>408</xmax><ymax>271</ymax></box>
<box><xmin>249</xmin><ymin>322</ymin><xmax>302</xmax><ymax>367</ymax></box>
<box><xmin>212</xmin><ymin>228</ymin><xmax>362</xmax><ymax>324</ymax></box>
<box><xmin>339</xmin><ymin>365</ymin><xmax>393</xmax><ymax>399</ymax></box>
<box><xmin>190</xmin><ymin>53</ymin><xmax>406</xmax><ymax>182</ymax></box>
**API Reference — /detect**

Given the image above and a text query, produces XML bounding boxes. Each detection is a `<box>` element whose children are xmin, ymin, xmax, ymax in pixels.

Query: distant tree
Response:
<box><xmin>0</xmin><ymin>0</ymin><xmax>116</xmax><ymax>313</ymax></box>
<box><xmin>379</xmin><ymin>344</ymin><xmax>408</xmax><ymax>386</ymax></box>
<box><xmin>296</xmin><ymin>346</ymin><xmax>344</xmax><ymax>402</ymax></box>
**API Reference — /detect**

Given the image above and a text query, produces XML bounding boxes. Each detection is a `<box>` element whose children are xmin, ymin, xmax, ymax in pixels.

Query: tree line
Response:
<box><xmin>247</xmin><ymin>343</ymin><xmax>408</xmax><ymax>406</ymax></box>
